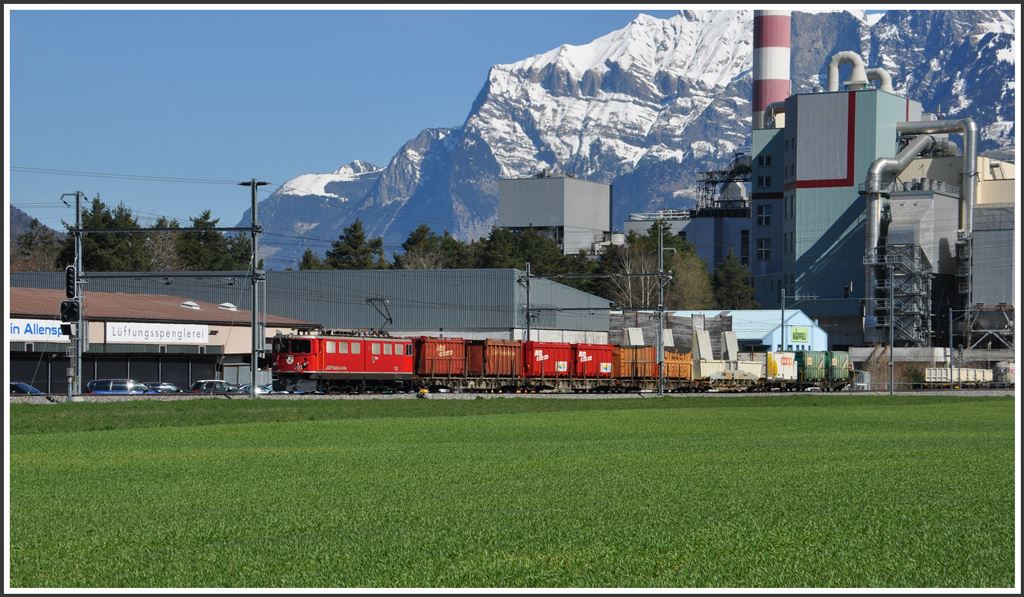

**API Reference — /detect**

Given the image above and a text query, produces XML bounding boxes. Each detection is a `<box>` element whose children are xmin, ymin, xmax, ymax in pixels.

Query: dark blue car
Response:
<box><xmin>10</xmin><ymin>382</ymin><xmax>45</xmax><ymax>395</ymax></box>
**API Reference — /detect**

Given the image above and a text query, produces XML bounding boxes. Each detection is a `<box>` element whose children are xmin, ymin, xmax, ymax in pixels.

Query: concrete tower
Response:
<box><xmin>752</xmin><ymin>10</ymin><xmax>791</xmax><ymax>129</ymax></box>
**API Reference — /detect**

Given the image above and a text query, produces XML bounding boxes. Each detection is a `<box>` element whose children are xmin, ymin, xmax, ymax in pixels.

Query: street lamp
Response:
<box><xmin>656</xmin><ymin>226</ymin><xmax>676</xmax><ymax>397</ymax></box>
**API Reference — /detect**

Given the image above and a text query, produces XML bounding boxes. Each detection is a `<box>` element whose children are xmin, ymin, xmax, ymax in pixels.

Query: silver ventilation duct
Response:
<box><xmin>896</xmin><ymin>119</ymin><xmax>978</xmax><ymax>234</ymax></box>
<box><xmin>827</xmin><ymin>51</ymin><xmax>870</xmax><ymax>91</ymax></box>
<box><xmin>764</xmin><ymin>100</ymin><xmax>786</xmax><ymax>128</ymax></box>
<box><xmin>865</xmin><ymin>67</ymin><xmax>894</xmax><ymax>93</ymax></box>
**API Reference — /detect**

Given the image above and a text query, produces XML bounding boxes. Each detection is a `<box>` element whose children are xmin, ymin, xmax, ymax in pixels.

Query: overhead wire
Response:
<box><xmin>11</xmin><ymin>166</ymin><xmax>255</xmax><ymax>186</ymax></box>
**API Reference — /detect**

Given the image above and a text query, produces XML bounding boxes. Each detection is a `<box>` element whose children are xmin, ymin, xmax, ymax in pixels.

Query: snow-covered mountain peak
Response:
<box><xmin>333</xmin><ymin>159</ymin><xmax>381</xmax><ymax>178</ymax></box>
<box><xmin>278</xmin><ymin>160</ymin><xmax>382</xmax><ymax>200</ymax></box>
<box><xmin>504</xmin><ymin>10</ymin><xmax>751</xmax><ymax>88</ymax></box>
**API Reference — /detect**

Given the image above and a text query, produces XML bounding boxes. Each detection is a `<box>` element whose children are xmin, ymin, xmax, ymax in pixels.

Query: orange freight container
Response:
<box><xmin>523</xmin><ymin>341</ymin><xmax>573</xmax><ymax>378</ymax></box>
<box><xmin>415</xmin><ymin>337</ymin><xmax>467</xmax><ymax>377</ymax></box>
<box><xmin>613</xmin><ymin>346</ymin><xmax>657</xmax><ymax>378</ymax></box>
<box><xmin>573</xmin><ymin>343</ymin><xmax>614</xmax><ymax>378</ymax></box>
<box><xmin>633</xmin><ymin>346</ymin><xmax>657</xmax><ymax>379</ymax></box>
<box><xmin>612</xmin><ymin>345</ymin><xmax>629</xmax><ymax>378</ymax></box>
<box><xmin>663</xmin><ymin>351</ymin><xmax>692</xmax><ymax>379</ymax></box>
<box><xmin>466</xmin><ymin>339</ymin><xmax>522</xmax><ymax>377</ymax></box>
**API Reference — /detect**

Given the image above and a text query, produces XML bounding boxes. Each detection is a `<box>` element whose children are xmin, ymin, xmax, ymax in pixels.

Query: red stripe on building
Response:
<box><xmin>754</xmin><ymin>15</ymin><xmax>792</xmax><ymax>48</ymax></box>
<box><xmin>795</xmin><ymin>178</ymin><xmax>851</xmax><ymax>189</ymax></box>
<box><xmin>753</xmin><ymin>79</ymin><xmax>791</xmax><ymax>112</ymax></box>
<box><xmin>845</xmin><ymin>91</ymin><xmax>855</xmax><ymax>185</ymax></box>
<box><xmin>793</xmin><ymin>91</ymin><xmax>858</xmax><ymax>189</ymax></box>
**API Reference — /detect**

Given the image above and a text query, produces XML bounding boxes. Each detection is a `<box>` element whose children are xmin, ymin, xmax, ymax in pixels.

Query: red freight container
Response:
<box><xmin>522</xmin><ymin>341</ymin><xmax>573</xmax><ymax>378</ymax></box>
<box><xmin>415</xmin><ymin>337</ymin><xmax>467</xmax><ymax>377</ymax></box>
<box><xmin>466</xmin><ymin>339</ymin><xmax>522</xmax><ymax>377</ymax></box>
<box><xmin>573</xmin><ymin>343</ymin><xmax>614</xmax><ymax>378</ymax></box>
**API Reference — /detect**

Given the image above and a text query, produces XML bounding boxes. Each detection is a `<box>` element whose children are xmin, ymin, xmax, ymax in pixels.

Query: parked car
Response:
<box><xmin>142</xmin><ymin>382</ymin><xmax>185</xmax><ymax>394</ymax></box>
<box><xmin>85</xmin><ymin>379</ymin><xmax>150</xmax><ymax>394</ymax></box>
<box><xmin>10</xmin><ymin>381</ymin><xmax>45</xmax><ymax>395</ymax></box>
<box><xmin>235</xmin><ymin>383</ymin><xmax>278</xmax><ymax>395</ymax></box>
<box><xmin>189</xmin><ymin>380</ymin><xmax>239</xmax><ymax>394</ymax></box>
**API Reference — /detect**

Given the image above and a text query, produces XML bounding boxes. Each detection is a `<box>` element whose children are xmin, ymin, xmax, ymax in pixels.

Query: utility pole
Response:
<box><xmin>889</xmin><ymin>264</ymin><xmax>895</xmax><ymax>396</ymax></box>
<box><xmin>780</xmin><ymin>286</ymin><xmax>785</xmax><ymax>351</ymax></box>
<box><xmin>73</xmin><ymin>191</ymin><xmax>84</xmax><ymax>396</ymax></box>
<box><xmin>239</xmin><ymin>179</ymin><xmax>268</xmax><ymax>399</ymax></box>
<box><xmin>948</xmin><ymin>307</ymin><xmax>954</xmax><ymax>390</ymax></box>
<box><xmin>657</xmin><ymin>228</ymin><xmax>665</xmax><ymax>397</ymax></box>
<box><xmin>525</xmin><ymin>261</ymin><xmax>531</xmax><ymax>342</ymax></box>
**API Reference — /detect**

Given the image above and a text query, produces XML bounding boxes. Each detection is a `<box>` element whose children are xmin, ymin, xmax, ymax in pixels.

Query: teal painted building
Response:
<box><xmin>751</xmin><ymin>88</ymin><xmax>923</xmax><ymax>346</ymax></box>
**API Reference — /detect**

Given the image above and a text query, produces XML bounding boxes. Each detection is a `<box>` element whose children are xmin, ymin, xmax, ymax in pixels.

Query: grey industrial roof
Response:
<box><xmin>10</xmin><ymin>269</ymin><xmax>611</xmax><ymax>332</ymax></box>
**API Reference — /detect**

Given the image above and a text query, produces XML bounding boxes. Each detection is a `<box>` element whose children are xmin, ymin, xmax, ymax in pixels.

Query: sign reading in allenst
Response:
<box><xmin>9</xmin><ymin>319</ymin><xmax>70</xmax><ymax>343</ymax></box>
<box><xmin>106</xmin><ymin>322</ymin><xmax>209</xmax><ymax>344</ymax></box>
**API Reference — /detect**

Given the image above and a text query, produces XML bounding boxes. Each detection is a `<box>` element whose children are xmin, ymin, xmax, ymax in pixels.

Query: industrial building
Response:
<box><xmin>11</xmin><ymin>268</ymin><xmax>612</xmax><ymax>345</ymax></box>
<box><xmin>749</xmin><ymin>26</ymin><xmax>1015</xmax><ymax>351</ymax></box>
<box><xmin>625</xmin><ymin>154</ymin><xmax>753</xmax><ymax>273</ymax></box>
<box><xmin>497</xmin><ymin>171</ymin><xmax>619</xmax><ymax>255</ymax></box>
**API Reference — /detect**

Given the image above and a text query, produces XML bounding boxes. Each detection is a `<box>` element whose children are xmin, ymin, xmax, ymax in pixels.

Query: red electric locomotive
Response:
<box><xmin>272</xmin><ymin>331</ymin><xmax>414</xmax><ymax>393</ymax></box>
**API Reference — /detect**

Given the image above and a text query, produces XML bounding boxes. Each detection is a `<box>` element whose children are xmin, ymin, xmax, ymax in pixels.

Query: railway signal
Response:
<box><xmin>60</xmin><ymin>299</ymin><xmax>80</xmax><ymax>323</ymax></box>
<box><xmin>65</xmin><ymin>265</ymin><xmax>77</xmax><ymax>298</ymax></box>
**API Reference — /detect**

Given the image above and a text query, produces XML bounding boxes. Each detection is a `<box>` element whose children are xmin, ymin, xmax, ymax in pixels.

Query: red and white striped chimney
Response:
<box><xmin>753</xmin><ymin>10</ymin><xmax>791</xmax><ymax>129</ymax></box>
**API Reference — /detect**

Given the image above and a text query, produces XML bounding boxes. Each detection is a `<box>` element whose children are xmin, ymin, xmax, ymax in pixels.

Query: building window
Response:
<box><xmin>757</xmin><ymin>176</ymin><xmax>773</xmax><ymax>188</ymax></box>
<box><xmin>757</xmin><ymin>155</ymin><xmax>772</xmax><ymax>167</ymax></box>
<box><xmin>740</xmin><ymin>230</ymin><xmax>750</xmax><ymax>265</ymax></box>
<box><xmin>757</xmin><ymin>238</ymin><xmax>771</xmax><ymax>261</ymax></box>
<box><xmin>757</xmin><ymin>204</ymin><xmax>772</xmax><ymax>226</ymax></box>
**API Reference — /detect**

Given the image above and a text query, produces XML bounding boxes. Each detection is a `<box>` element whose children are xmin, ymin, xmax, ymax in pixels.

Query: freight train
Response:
<box><xmin>270</xmin><ymin>330</ymin><xmax>854</xmax><ymax>394</ymax></box>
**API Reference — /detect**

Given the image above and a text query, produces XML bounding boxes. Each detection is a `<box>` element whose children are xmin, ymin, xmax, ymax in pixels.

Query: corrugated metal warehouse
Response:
<box><xmin>10</xmin><ymin>269</ymin><xmax>611</xmax><ymax>342</ymax></box>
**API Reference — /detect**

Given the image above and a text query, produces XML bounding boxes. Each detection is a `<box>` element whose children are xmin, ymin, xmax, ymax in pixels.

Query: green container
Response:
<box><xmin>796</xmin><ymin>351</ymin><xmax>827</xmax><ymax>381</ymax></box>
<box><xmin>828</xmin><ymin>351</ymin><xmax>851</xmax><ymax>382</ymax></box>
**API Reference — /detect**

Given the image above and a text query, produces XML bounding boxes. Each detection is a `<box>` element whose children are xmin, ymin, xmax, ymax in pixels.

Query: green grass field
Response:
<box><xmin>8</xmin><ymin>394</ymin><xmax>1017</xmax><ymax>588</ymax></box>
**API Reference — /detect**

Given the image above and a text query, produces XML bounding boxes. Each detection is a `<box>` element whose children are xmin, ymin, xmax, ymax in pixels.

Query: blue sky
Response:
<box><xmin>9</xmin><ymin>8</ymin><xmax>684</xmax><ymax>231</ymax></box>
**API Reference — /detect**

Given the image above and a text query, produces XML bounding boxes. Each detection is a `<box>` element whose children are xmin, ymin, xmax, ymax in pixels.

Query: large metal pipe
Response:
<box><xmin>753</xmin><ymin>10</ymin><xmax>791</xmax><ymax>128</ymax></box>
<box><xmin>764</xmin><ymin>100</ymin><xmax>785</xmax><ymax>128</ymax></box>
<box><xmin>896</xmin><ymin>118</ymin><xmax>977</xmax><ymax>234</ymax></box>
<box><xmin>865</xmin><ymin>67</ymin><xmax>894</xmax><ymax>92</ymax></box>
<box><xmin>827</xmin><ymin>51</ymin><xmax>869</xmax><ymax>91</ymax></box>
<box><xmin>931</xmin><ymin>138</ymin><xmax>959</xmax><ymax>157</ymax></box>
<box><xmin>865</xmin><ymin>134</ymin><xmax>939</xmax><ymax>195</ymax></box>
